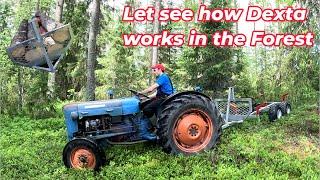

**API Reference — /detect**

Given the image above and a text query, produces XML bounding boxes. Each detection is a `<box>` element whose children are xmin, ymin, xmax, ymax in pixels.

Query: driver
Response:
<box><xmin>138</xmin><ymin>63</ymin><xmax>174</xmax><ymax>140</ymax></box>
<box><xmin>140</xmin><ymin>63</ymin><xmax>174</xmax><ymax>117</ymax></box>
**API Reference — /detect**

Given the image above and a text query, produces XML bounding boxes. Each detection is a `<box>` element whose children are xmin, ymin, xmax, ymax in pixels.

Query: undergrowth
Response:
<box><xmin>0</xmin><ymin>105</ymin><xmax>319</xmax><ymax>179</ymax></box>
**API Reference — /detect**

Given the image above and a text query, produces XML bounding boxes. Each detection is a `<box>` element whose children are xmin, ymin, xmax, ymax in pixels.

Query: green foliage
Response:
<box><xmin>178</xmin><ymin>0</ymin><xmax>243</xmax><ymax>96</ymax></box>
<box><xmin>0</xmin><ymin>0</ymin><xmax>58</xmax><ymax>118</ymax></box>
<box><xmin>1</xmin><ymin>105</ymin><xmax>319</xmax><ymax>179</ymax></box>
<box><xmin>55</xmin><ymin>0</ymin><xmax>90</xmax><ymax>100</ymax></box>
<box><xmin>0</xmin><ymin>2</ymin><xmax>14</xmax><ymax>115</ymax></box>
<box><xmin>233</xmin><ymin>0</ymin><xmax>319</xmax><ymax>106</ymax></box>
<box><xmin>96</xmin><ymin>8</ymin><xmax>149</xmax><ymax>99</ymax></box>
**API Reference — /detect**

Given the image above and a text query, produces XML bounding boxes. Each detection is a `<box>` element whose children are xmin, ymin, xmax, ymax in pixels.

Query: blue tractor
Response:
<box><xmin>62</xmin><ymin>89</ymin><xmax>223</xmax><ymax>170</ymax></box>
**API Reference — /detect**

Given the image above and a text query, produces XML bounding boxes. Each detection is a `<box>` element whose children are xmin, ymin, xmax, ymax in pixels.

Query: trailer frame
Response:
<box><xmin>214</xmin><ymin>87</ymin><xmax>290</xmax><ymax>129</ymax></box>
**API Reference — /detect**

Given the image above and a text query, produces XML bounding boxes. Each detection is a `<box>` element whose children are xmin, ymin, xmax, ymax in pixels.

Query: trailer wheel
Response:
<box><xmin>280</xmin><ymin>102</ymin><xmax>291</xmax><ymax>115</ymax></box>
<box><xmin>157</xmin><ymin>94</ymin><xmax>222</xmax><ymax>154</ymax></box>
<box><xmin>63</xmin><ymin>138</ymin><xmax>106</xmax><ymax>170</ymax></box>
<box><xmin>268</xmin><ymin>105</ymin><xmax>282</xmax><ymax>122</ymax></box>
<box><xmin>285</xmin><ymin>104</ymin><xmax>291</xmax><ymax>115</ymax></box>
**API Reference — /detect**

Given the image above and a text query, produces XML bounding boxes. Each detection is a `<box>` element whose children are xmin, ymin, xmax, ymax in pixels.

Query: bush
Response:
<box><xmin>0</xmin><ymin>105</ymin><xmax>319</xmax><ymax>179</ymax></box>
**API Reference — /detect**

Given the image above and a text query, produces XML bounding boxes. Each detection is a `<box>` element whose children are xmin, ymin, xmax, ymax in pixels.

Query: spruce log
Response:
<box><xmin>44</xmin><ymin>37</ymin><xmax>56</xmax><ymax>46</ymax></box>
<box><xmin>25</xmin><ymin>47</ymin><xmax>43</xmax><ymax>63</ymax></box>
<box><xmin>51</xmin><ymin>26</ymin><xmax>70</xmax><ymax>43</ymax></box>
<box><xmin>11</xmin><ymin>19</ymin><xmax>28</xmax><ymax>58</ymax></box>
<box><xmin>48</xmin><ymin>43</ymin><xmax>64</xmax><ymax>61</ymax></box>
<box><xmin>11</xmin><ymin>47</ymin><xmax>26</xmax><ymax>58</ymax></box>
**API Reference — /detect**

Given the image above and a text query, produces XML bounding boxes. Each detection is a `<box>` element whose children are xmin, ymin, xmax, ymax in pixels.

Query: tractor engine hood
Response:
<box><xmin>63</xmin><ymin>97</ymin><xmax>140</xmax><ymax>140</ymax></box>
<box><xmin>63</xmin><ymin>96</ymin><xmax>140</xmax><ymax>119</ymax></box>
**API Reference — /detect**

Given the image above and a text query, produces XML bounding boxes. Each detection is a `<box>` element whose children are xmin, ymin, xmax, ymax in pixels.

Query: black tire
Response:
<box><xmin>285</xmin><ymin>103</ymin><xmax>291</xmax><ymax>115</ymax></box>
<box><xmin>157</xmin><ymin>94</ymin><xmax>223</xmax><ymax>155</ymax></box>
<box><xmin>268</xmin><ymin>104</ymin><xmax>282</xmax><ymax>122</ymax></box>
<box><xmin>63</xmin><ymin>138</ymin><xmax>106</xmax><ymax>170</ymax></box>
<box><xmin>280</xmin><ymin>102</ymin><xmax>291</xmax><ymax>115</ymax></box>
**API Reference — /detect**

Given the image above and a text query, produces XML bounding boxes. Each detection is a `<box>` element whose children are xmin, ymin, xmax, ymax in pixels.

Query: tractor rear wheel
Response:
<box><xmin>157</xmin><ymin>94</ymin><xmax>222</xmax><ymax>154</ymax></box>
<box><xmin>63</xmin><ymin>138</ymin><xmax>106</xmax><ymax>170</ymax></box>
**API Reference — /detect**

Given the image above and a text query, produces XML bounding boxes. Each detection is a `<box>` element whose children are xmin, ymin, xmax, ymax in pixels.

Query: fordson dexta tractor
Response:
<box><xmin>61</xmin><ymin>87</ymin><xmax>291</xmax><ymax>170</ymax></box>
<box><xmin>62</xmin><ymin>90</ymin><xmax>223</xmax><ymax>170</ymax></box>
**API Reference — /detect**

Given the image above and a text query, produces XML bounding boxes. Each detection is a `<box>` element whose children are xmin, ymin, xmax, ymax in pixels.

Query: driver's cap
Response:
<box><xmin>151</xmin><ymin>64</ymin><xmax>165</xmax><ymax>72</ymax></box>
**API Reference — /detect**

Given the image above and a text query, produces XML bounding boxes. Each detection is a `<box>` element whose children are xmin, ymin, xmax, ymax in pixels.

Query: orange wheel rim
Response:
<box><xmin>70</xmin><ymin>147</ymin><xmax>96</xmax><ymax>169</ymax></box>
<box><xmin>173</xmin><ymin>109</ymin><xmax>214</xmax><ymax>153</ymax></box>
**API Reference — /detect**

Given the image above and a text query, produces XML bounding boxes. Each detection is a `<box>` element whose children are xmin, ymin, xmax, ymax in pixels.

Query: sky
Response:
<box><xmin>238</xmin><ymin>0</ymin><xmax>277</xmax><ymax>44</ymax></box>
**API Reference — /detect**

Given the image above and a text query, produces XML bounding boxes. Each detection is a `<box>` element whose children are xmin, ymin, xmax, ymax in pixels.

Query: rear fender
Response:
<box><xmin>160</xmin><ymin>91</ymin><xmax>212</xmax><ymax>107</ymax></box>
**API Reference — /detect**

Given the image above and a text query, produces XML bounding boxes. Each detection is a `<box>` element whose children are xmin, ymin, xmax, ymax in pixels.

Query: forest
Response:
<box><xmin>0</xmin><ymin>0</ymin><xmax>319</xmax><ymax>179</ymax></box>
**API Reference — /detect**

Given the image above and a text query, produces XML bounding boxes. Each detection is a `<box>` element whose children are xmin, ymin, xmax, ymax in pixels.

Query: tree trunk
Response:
<box><xmin>36</xmin><ymin>0</ymin><xmax>40</xmax><ymax>11</ymax></box>
<box><xmin>234</xmin><ymin>0</ymin><xmax>238</xmax><ymax>34</ymax></box>
<box><xmin>18</xmin><ymin>68</ymin><xmax>23</xmax><ymax>112</ymax></box>
<box><xmin>55</xmin><ymin>0</ymin><xmax>64</xmax><ymax>22</ymax></box>
<box><xmin>149</xmin><ymin>0</ymin><xmax>160</xmax><ymax>85</ymax></box>
<box><xmin>276</xmin><ymin>1</ymin><xmax>282</xmax><ymax>90</ymax></box>
<box><xmin>151</xmin><ymin>0</ymin><xmax>160</xmax><ymax>66</ymax></box>
<box><xmin>86</xmin><ymin>0</ymin><xmax>100</xmax><ymax>101</ymax></box>
<box><xmin>0</xmin><ymin>80</ymin><xmax>4</xmax><ymax>115</ymax></box>
<box><xmin>47</xmin><ymin>0</ymin><xmax>64</xmax><ymax>98</ymax></box>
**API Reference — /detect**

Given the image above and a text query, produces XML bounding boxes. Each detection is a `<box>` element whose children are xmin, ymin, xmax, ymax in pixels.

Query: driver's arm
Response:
<box><xmin>148</xmin><ymin>91</ymin><xmax>157</xmax><ymax>99</ymax></box>
<box><xmin>140</xmin><ymin>83</ymin><xmax>159</xmax><ymax>94</ymax></box>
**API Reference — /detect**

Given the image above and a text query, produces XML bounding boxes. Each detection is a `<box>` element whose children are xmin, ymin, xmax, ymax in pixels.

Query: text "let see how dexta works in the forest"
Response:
<box><xmin>121</xmin><ymin>5</ymin><xmax>314</xmax><ymax>47</ymax></box>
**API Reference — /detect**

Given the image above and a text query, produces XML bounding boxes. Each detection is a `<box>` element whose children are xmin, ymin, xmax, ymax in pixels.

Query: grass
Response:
<box><xmin>0</xmin><ymin>105</ymin><xmax>319</xmax><ymax>179</ymax></box>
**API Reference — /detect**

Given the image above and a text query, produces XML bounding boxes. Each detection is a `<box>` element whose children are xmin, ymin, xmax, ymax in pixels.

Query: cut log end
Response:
<box><xmin>48</xmin><ymin>43</ymin><xmax>64</xmax><ymax>62</ymax></box>
<box><xmin>51</xmin><ymin>27</ymin><xmax>70</xmax><ymax>43</ymax></box>
<box><xmin>12</xmin><ymin>47</ymin><xmax>26</xmax><ymax>58</ymax></box>
<box><xmin>25</xmin><ymin>47</ymin><xmax>43</xmax><ymax>62</ymax></box>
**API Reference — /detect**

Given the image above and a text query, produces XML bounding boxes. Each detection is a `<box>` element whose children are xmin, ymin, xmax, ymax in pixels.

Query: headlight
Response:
<box><xmin>70</xmin><ymin>111</ymin><xmax>78</xmax><ymax>120</ymax></box>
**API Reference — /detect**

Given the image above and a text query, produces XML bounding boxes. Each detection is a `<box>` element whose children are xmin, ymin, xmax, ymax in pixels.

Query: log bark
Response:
<box><xmin>11</xmin><ymin>19</ymin><xmax>28</xmax><ymax>58</ymax></box>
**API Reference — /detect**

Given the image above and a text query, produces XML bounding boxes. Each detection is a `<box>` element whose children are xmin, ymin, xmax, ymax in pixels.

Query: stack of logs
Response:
<box><xmin>10</xmin><ymin>12</ymin><xmax>70</xmax><ymax>64</ymax></box>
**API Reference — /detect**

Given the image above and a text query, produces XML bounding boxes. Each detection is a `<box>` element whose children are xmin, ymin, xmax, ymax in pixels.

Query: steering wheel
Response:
<box><xmin>128</xmin><ymin>89</ymin><xmax>150</xmax><ymax>99</ymax></box>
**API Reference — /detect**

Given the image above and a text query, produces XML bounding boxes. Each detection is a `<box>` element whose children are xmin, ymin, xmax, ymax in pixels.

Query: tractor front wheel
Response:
<box><xmin>63</xmin><ymin>138</ymin><xmax>106</xmax><ymax>170</ymax></box>
<box><xmin>157</xmin><ymin>94</ymin><xmax>222</xmax><ymax>154</ymax></box>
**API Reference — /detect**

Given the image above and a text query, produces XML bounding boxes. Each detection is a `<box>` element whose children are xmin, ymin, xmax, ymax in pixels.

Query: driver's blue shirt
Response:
<box><xmin>156</xmin><ymin>73</ymin><xmax>174</xmax><ymax>96</ymax></box>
